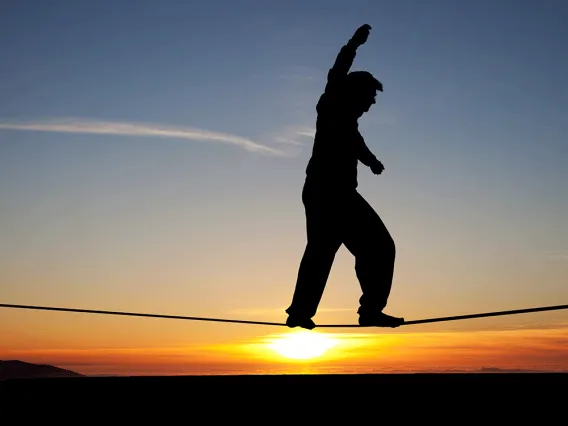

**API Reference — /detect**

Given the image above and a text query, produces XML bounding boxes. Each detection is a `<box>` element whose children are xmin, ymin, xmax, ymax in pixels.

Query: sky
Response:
<box><xmin>1</xmin><ymin>0</ymin><xmax>567</xmax><ymax>376</ymax></box>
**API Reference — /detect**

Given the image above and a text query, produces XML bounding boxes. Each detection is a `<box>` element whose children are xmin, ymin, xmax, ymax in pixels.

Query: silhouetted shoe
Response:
<box><xmin>286</xmin><ymin>315</ymin><xmax>316</xmax><ymax>330</ymax></box>
<box><xmin>358</xmin><ymin>312</ymin><xmax>404</xmax><ymax>328</ymax></box>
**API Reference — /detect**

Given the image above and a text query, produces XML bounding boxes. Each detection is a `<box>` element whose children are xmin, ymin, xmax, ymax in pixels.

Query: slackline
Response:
<box><xmin>1</xmin><ymin>303</ymin><xmax>568</xmax><ymax>328</ymax></box>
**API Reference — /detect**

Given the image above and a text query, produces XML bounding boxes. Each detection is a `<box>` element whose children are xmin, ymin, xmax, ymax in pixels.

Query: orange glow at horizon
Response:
<box><xmin>4</xmin><ymin>324</ymin><xmax>568</xmax><ymax>376</ymax></box>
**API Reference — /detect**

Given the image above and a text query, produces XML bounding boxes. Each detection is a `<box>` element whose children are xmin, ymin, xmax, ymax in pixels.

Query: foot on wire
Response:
<box><xmin>286</xmin><ymin>315</ymin><xmax>316</xmax><ymax>330</ymax></box>
<box><xmin>358</xmin><ymin>312</ymin><xmax>405</xmax><ymax>328</ymax></box>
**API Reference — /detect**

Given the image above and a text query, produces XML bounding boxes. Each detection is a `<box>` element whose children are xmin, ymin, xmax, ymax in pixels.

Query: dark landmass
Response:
<box><xmin>0</xmin><ymin>360</ymin><xmax>84</xmax><ymax>381</ymax></box>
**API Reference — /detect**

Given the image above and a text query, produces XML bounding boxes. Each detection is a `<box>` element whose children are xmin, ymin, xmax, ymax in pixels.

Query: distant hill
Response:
<box><xmin>0</xmin><ymin>360</ymin><xmax>85</xmax><ymax>381</ymax></box>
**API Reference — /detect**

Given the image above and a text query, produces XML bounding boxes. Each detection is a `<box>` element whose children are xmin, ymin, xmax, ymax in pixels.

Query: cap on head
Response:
<box><xmin>346</xmin><ymin>71</ymin><xmax>383</xmax><ymax>93</ymax></box>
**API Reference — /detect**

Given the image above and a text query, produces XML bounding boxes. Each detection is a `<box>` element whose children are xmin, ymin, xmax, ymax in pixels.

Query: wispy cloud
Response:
<box><xmin>546</xmin><ymin>251</ymin><xmax>568</xmax><ymax>261</ymax></box>
<box><xmin>0</xmin><ymin>118</ymin><xmax>286</xmax><ymax>156</ymax></box>
<box><xmin>272</xmin><ymin>125</ymin><xmax>315</xmax><ymax>146</ymax></box>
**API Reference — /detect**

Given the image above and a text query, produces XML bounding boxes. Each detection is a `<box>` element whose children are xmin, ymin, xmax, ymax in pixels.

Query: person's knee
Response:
<box><xmin>305</xmin><ymin>241</ymin><xmax>339</xmax><ymax>260</ymax></box>
<box><xmin>374</xmin><ymin>236</ymin><xmax>395</xmax><ymax>260</ymax></box>
<box><xmin>354</xmin><ymin>237</ymin><xmax>394</xmax><ymax>263</ymax></box>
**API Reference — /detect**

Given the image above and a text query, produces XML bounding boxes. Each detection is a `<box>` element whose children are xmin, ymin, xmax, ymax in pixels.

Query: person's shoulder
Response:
<box><xmin>316</xmin><ymin>90</ymin><xmax>339</xmax><ymax>113</ymax></box>
<box><xmin>316</xmin><ymin>92</ymin><xmax>327</xmax><ymax>113</ymax></box>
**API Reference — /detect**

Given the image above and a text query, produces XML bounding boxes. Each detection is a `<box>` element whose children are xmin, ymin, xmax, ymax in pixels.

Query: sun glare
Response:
<box><xmin>268</xmin><ymin>331</ymin><xmax>338</xmax><ymax>360</ymax></box>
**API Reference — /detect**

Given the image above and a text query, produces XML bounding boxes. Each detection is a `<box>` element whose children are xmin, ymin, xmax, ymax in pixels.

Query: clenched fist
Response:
<box><xmin>370</xmin><ymin>159</ymin><xmax>385</xmax><ymax>175</ymax></box>
<box><xmin>351</xmin><ymin>24</ymin><xmax>372</xmax><ymax>47</ymax></box>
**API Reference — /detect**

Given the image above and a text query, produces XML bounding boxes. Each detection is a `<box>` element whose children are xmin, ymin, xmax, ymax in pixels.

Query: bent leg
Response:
<box><xmin>339</xmin><ymin>192</ymin><xmax>397</xmax><ymax>317</ymax></box>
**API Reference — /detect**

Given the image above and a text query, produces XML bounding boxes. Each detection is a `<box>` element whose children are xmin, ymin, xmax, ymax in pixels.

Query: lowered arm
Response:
<box><xmin>356</xmin><ymin>136</ymin><xmax>380</xmax><ymax>167</ymax></box>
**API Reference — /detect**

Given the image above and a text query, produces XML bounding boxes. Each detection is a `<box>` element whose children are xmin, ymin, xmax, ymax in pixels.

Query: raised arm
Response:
<box><xmin>326</xmin><ymin>24</ymin><xmax>372</xmax><ymax>88</ymax></box>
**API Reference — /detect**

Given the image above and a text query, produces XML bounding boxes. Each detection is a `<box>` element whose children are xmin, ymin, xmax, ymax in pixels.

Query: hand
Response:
<box><xmin>351</xmin><ymin>24</ymin><xmax>372</xmax><ymax>47</ymax></box>
<box><xmin>370</xmin><ymin>159</ymin><xmax>384</xmax><ymax>175</ymax></box>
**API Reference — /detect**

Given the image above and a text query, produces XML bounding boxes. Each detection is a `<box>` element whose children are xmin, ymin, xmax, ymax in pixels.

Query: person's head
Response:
<box><xmin>344</xmin><ymin>71</ymin><xmax>383</xmax><ymax>117</ymax></box>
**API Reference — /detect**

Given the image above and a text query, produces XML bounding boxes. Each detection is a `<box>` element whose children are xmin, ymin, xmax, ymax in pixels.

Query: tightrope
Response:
<box><xmin>2</xmin><ymin>303</ymin><xmax>568</xmax><ymax>328</ymax></box>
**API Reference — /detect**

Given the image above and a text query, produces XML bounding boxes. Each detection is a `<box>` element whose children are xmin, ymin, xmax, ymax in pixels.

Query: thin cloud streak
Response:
<box><xmin>0</xmin><ymin>118</ymin><xmax>286</xmax><ymax>156</ymax></box>
<box><xmin>272</xmin><ymin>125</ymin><xmax>315</xmax><ymax>146</ymax></box>
<box><xmin>546</xmin><ymin>251</ymin><xmax>568</xmax><ymax>261</ymax></box>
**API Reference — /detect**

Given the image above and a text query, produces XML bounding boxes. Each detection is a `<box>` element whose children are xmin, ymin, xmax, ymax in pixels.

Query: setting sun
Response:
<box><xmin>268</xmin><ymin>331</ymin><xmax>338</xmax><ymax>360</ymax></box>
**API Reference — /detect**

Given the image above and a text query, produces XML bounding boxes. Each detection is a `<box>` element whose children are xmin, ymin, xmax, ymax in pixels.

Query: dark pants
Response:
<box><xmin>286</xmin><ymin>181</ymin><xmax>396</xmax><ymax>319</ymax></box>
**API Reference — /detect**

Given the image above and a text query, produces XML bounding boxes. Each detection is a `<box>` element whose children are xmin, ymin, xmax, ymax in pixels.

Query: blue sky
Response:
<box><xmin>1</xmin><ymin>0</ymin><xmax>567</xmax><ymax>339</ymax></box>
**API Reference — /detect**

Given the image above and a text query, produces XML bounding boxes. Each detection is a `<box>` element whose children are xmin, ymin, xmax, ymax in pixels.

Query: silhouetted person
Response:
<box><xmin>286</xmin><ymin>24</ymin><xmax>404</xmax><ymax>330</ymax></box>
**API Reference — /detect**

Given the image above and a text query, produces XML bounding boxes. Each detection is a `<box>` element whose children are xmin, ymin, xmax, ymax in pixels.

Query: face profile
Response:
<box><xmin>344</xmin><ymin>70</ymin><xmax>382</xmax><ymax>117</ymax></box>
<box><xmin>354</xmin><ymin>88</ymin><xmax>377</xmax><ymax>115</ymax></box>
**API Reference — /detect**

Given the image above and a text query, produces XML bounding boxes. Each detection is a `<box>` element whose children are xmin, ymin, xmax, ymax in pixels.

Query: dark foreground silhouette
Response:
<box><xmin>2</xmin><ymin>373</ymin><xmax>565</xmax><ymax>417</ymax></box>
<box><xmin>286</xmin><ymin>24</ymin><xmax>403</xmax><ymax>330</ymax></box>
